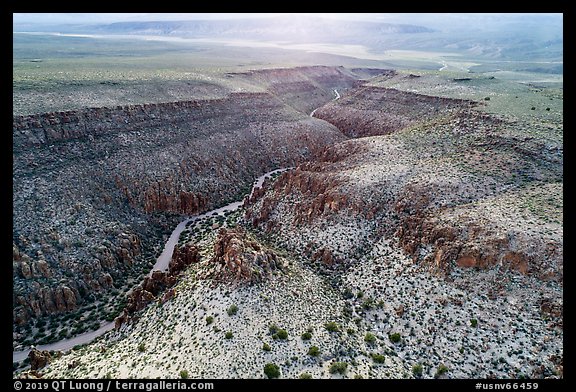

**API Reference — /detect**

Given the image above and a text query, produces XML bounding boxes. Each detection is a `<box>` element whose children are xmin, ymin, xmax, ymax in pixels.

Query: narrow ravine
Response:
<box><xmin>310</xmin><ymin>89</ymin><xmax>340</xmax><ymax>117</ymax></box>
<box><xmin>13</xmin><ymin>168</ymin><xmax>291</xmax><ymax>364</ymax></box>
<box><xmin>152</xmin><ymin>168</ymin><xmax>290</xmax><ymax>273</ymax></box>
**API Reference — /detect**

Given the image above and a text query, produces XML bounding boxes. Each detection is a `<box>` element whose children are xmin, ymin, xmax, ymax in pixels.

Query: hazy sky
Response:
<box><xmin>13</xmin><ymin>13</ymin><xmax>562</xmax><ymax>27</ymax></box>
<box><xmin>13</xmin><ymin>13</ymin><xmax>562</xmax><ymax>42</ymax></box>
<box><xmin>12</xmin><ymin>13</ymin><xmax>387</xmax><ymax>24</ymax></box>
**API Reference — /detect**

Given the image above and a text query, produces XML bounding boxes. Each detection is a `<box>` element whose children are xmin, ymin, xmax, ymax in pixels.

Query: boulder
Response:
<box><xmin>29</xmin><ymin>348</ymin><xmax>51</xmax><ymax>370</ymax></box>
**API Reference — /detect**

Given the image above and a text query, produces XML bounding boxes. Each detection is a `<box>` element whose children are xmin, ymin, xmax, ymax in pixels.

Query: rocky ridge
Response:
<box><xmin>114</xmin><ymin>244</ymin><xmax>201</xmax><ymax>328</ymax></box>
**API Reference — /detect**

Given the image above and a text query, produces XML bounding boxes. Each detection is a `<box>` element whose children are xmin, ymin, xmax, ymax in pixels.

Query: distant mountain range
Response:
<box><xmin>98</xmin><ymin>17</ymin><xmax>434</xmax><ymax>38</ymax></box>
<box><xmin>13</xmin><ymin>16</ymin><xmax>434</xmax><ymax>42</ymax></box>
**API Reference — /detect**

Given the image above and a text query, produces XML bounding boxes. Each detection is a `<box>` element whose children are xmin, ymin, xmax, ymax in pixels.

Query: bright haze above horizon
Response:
<box><xmin>13</xmin><ymin>13</ymin><xmax>563</xmax><ymax>63</ymax></box>
<box><xmin>12</xmin><ymin>12</ymin><xmax>562</xmax><ymax>30</ymax></box>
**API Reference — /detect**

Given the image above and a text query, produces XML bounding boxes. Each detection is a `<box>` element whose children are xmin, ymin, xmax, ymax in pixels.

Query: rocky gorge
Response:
<box><xmin>12</xmin><ymin>66</ymin><xmax>362</xmax><ymax>349</ymax></box>
<box><xmin>13</xmin><ymin>66</ymin><xmax>562</xmax><ymax>379</ymax></box>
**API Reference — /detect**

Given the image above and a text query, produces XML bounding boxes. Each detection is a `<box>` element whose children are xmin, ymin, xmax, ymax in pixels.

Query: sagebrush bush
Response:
<box><xmin>329</xmin><ymin>361</ymin><xmax>348</xmax><ymax>374</ymax></box>
<box><xmin>308</xmin><ymin>346</ymin><xmax>320</xmax><ymax>357</ymax></box>
<box><xmin>264</xmin><ymin>363</ymin><xmax>280</xmax><ymax>379</ymax></box>
<box><xmin>364</xmin><ymin>332</ymin><xmax>376</xmax><ymax>344</ymax></box>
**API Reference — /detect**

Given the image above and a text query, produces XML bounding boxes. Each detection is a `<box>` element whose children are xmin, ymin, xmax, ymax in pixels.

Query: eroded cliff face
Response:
<box><xmin>13</xmin><ymin>231</ymin><xmax>141</xmax><ymax>325</ymax></box>
<box><xmin>13</xmin><ymin>68</ymin><xmax>352</xmax><ymax>338</ymax></box>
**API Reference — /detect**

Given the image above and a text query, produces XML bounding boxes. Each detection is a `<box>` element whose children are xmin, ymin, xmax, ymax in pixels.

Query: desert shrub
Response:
<box><xmin>342</xmin><ymin>288</ymin><xmax>354</xmax><ymax>299</ymax></box>
<box><xmin>180</xmin><ymin>370</ymin><xmax>189</xmax><ymax>379</ymax></box>
<box><xmin>206</xmin><ymin>316</ymin><xmax>214</xmax><ymax>325</ymax></box>
<box><xmin>264</xmin><ymin>363</ymin><xmax>280</xmax><ymax>379</ymax></box>
<box><xmin>262</xmin><ymin>343</ymin><xmax>271</xmax><ymax>351</ymax></box>
<box><xmin>362</xmin><ymin>299</ymin><xmax>375</xmax><ymax>310</ymax></box>
<box><xmin>364</xmin><ymin>332</ymin><xmax>376</xmax><ymax>344</ymax></box>
<box><xmin>412</xmin><ymin>363</ymin><xmax>423</xmax><ymax>378</ymax></box>
<box><xmin>105</xmin><ymin>314</ymin><xmax>116</xmax><ymax>322</ymax></box>
<box><xmin>225</xmin><ymin>331</ymin><xmax>233</xmax><ymax>339</ymax></box>
<box><xmin>325</xmin><ymin>322</ymin><xmax>340</xmax><ymax>333</ymax></box>
<box><xmin>389</xmin><ymin>333</ymin><xmax>401</xmax><ymax>343</ymax></box>
<box><xmin>435</xmin><ymin>364</ymin><xmax>449</xmax><ymax>378</ymax></box>
<box><xmin>299</xmin><ymin>372</ymin><xmax>312</xmax><ymax>379</ymax></box>
<box><xmin>470</xmin><ymin>319</ymin><xmax>478</xmax><ymax>328</ymax></box>
<box><xmin>308</xmin><ymin>346</ymin><xmax>320</xmax><ymax>357</ymax></box>
<box><xmin>371</xmin><ymin>353</ymin><xmax>385</xmax><ymax>363</ymax></box>
<box><xmin>137</xmin><ymin>342</ymin><xmax>146</xmax><ymax>352</ymax></box>
<box><xmin>227</xmin><ymin>304</ymin><xmax>238</xmax><ymax>316</ymax></box>
<box><xmin>329</xmin><ymin>361</ymin><xmax>348</xmax><ymax>374</ymax></box>
<box><xmin>276</xmin><ymin>329</ymin><xmax>288</xmax><ymax>340</ymax></box>
<box><xmin>301</xmin><ymin>332</ymin><xmax>312</xmax><ymax>340</ymax></box>
<box><xmin>269</xmin><ymin>324</ymin><xmax>279</xmax><ymax>335</ymax></box>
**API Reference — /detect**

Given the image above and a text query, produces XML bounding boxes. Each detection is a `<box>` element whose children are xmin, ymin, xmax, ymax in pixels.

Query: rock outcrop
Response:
<box><xmin>539</xmin><ymin>297</ymin><xmax>563</xmax><ymax>329</ymax></box>
<box><xmin>170</xmin><ymin>243</ymin><xmax>202</xmax><ymax>273</ymax></box>
<box><xmin>29</xmin><ymin>348</ymin><xmax>52</xmax><ymax>371</ymax></box>
<box><xmin>246</xmin><ymin>163</ymin><xmax>347</xmax><ymax>227</ymax></box>
<box><xmin>200</xmin><ymin>227</ymin><xmax>284</xmax><ymax>285</ymax></box>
